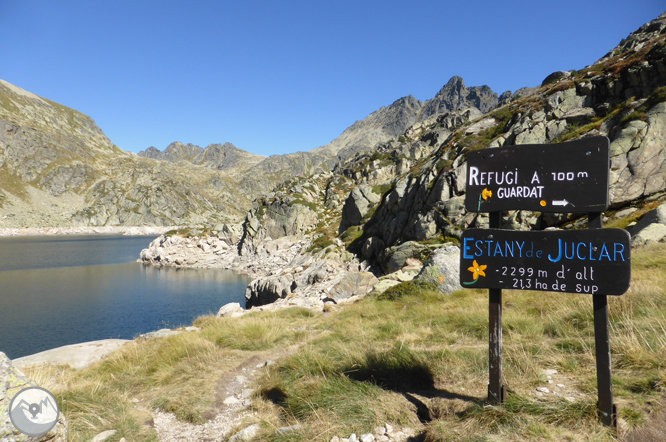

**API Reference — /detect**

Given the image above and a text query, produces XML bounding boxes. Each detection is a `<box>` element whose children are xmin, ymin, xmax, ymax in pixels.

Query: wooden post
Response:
<box><xmin>488</xmin><ymin>211</ymin><xmax>506</xmax><ymax>404</ymax></box>
<box><xmin>589</xmin><ymin>212</ymin><xmax>617</xmax><ymax>428</ymax></box>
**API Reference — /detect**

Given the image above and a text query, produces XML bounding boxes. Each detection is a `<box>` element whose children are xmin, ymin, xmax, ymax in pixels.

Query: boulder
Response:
<box><xmin>377</xmin><ymin>241</ymin><xmax>430</xmax><ymax>274</ymax></box>
<box><xmin>327</xmin><ymin>272</ymin><xmax>379</xmax><ymax>303</ymax></box>
<box><xmin>245</xmin><ymin>275</ymin><xmax>295</xmax><ymax>308</ymax></box>
<box><xmin>632</xmin><ymin>223</ymin><xmax>666</xmax><ymax>247</ymax></box>
<box><xmin>0</xmin><ymin>352</ymin><xmax>67</xmax><ymax>441</ymax></box>
<box><xmin>628</xmin><ymin>202</ymin><xmax>666</xmax><ymax>237</ymax></box>
<box><xmin>541</xmin><ymin>71</ymin><xmax>571</xmax><ymax>86</ymax></box>
<box><xmin>415</xmin><ymin>245</ymin><xmax>463</xmax><ymax>294</ymax></box>
<box><xmin>217</xmin><ymin>302</ymin><xmax>244</xmax><ymax>318</ymax></box>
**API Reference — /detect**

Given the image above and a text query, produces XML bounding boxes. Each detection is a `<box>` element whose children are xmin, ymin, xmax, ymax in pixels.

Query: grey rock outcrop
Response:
<box><xmin>339</xmin><ymin>185</ymin><xmax>381</xmax><ymax>233</ymax></box>
<box><xmin>327</xmin><ymin>272</ymin><xmax>379</xmax><ymax>303</ymax></box>
<box><xmin>240</xmin><ymin>199</ymin><xmax>319</xmax><ymax>254</ymax></box>
<box><xmin>415</xmin><ymin>245</ymin><xmax>463</xmax><ymax>294</ymax></box>
<box><xmin>361</xmin><ymin>236</ymin><xmax>385</xmax><ymax>260</ymax></box>
<box><xmin>610</xmin><ymin>102</ymin><xmax>666</xmax><ymax>205</ymax></box>
<box><xmin>630</xmin><ymin>201</ymin><xmax>666</xmax><ymax>246</ymax></box>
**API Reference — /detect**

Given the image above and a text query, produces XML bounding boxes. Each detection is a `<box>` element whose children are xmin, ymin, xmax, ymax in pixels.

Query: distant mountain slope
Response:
<box><xmin>138</xmin><ymin>141</ymin><xmax>265</xmax><ymax>172</ymax></box>
<box><xmin>0</xmin><ymin>80</ymin><xmax>255</xmax><ymax>227</ymax></box>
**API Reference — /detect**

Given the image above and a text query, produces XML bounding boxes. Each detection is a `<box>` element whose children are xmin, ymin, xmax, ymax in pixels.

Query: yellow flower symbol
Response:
<box><xmin>468</xmin><ymin>260</ymin><xmax>487</xmax><ymax>281</ymax></box>
<box><xmin>482</xmin><ymin>188</ymin><xmax>492</xmax><ymax>200</ymax></box>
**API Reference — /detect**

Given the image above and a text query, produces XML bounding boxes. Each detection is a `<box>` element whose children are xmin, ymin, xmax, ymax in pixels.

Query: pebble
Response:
<box><xmin>276</xmin><ymin>424</ymin><xmax>301</xmax><ymax>434</ymax></box>
<box><xmin>556</xmin><ymin>383</ymin><xmax>565</xmax><ymax>388</ymax></box>
<box><xmin>543</xmin><ymin>369</ymin><xmax>558</xmax><ymax>375</ymax></box>
<box><xmin>229</xmin><ymin>423</ymin><xmax>260</xmax><ymax>442</ymax></box>
<box><xmin>91</xmin><ymin>430</ymin><xmax>117</xmax><ymax>442</ymax></box>
<box><xmin>536</xmin><ymin>387</ymin><xmax>550</xmax><ymax>393</ymax></box>
<box><xmin>223</xmin><ymin>396</ymin><xmax>241</xmax><ymax>405</ymax></box>
<box><xmin>360</xmin><ymin>434</ymin><xmax>374</xmax><ymax>442</ymax></box>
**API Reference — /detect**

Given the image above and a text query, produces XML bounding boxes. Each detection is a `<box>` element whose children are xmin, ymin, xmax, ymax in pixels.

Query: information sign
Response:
<box><xmin>460</xmin><ymin>228</ymin><xmax>631</xmax><ymax>296</ymax></box>
<box><xmin>465</xmin><ymin>136</ymin><xmax>610</xmax><ymax>213</ymax></box>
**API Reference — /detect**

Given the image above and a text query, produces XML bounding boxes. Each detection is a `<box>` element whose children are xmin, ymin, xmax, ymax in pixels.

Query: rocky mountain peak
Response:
<box><xmin>418</xmin><ymin>75</ymin><xmax>499</xmax><ymax>121</ymax></box>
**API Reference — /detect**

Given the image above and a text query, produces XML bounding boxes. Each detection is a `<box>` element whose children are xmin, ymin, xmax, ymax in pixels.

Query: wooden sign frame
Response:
<box><xmin>460</xmin><ymin>136</ymin><xmax>624</xmax><ymax>428</ymax></box>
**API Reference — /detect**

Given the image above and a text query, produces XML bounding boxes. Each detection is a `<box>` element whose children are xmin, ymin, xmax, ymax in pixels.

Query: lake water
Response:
<box><xmin>0</xmin><ymin>235</ymin><xmax>250</xmax><ymax>359</ymax></box>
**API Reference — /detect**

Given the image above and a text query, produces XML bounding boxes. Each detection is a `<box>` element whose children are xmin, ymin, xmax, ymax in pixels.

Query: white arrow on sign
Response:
<box><xmin>552</xmin><ymin>199</ymin><xmax>572</xmax><ymax>207</ymax></box>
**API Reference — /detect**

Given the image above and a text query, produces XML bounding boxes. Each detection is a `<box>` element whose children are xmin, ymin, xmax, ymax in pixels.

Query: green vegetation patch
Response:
<box><xmin>289</xmin><ymin>199</ymin><xmax>318</xmax><ymax>212</ymax></box>
<box><xmin>373</xmin><ymin>280</ymin><xmax>438</xmax><ymax>301</ymax></box>
<box><xmin>306</xmin><ymin>234</ymin><xmax>335</xmax><ymax>254</ymax></box>
<box><xmin>371</xmin><ymin>183</ymin><xmax>392</xmax><ymax>198</ymax></box>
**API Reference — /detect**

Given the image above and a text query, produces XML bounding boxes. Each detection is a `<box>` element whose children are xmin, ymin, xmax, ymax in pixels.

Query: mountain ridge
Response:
<box><xmin>138</xmin><ymin>76</ymin><xmax>502</xmax><ymax>175</ymax></box>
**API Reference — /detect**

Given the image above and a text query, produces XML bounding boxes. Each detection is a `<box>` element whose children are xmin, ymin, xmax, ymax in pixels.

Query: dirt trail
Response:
<box><xmin>151</xmin><ymin>347</ymin><xmax>297</xmax><ymax>441</ymax></box>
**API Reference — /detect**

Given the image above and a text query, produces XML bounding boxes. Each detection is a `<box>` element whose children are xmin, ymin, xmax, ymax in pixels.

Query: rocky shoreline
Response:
<box><xmin>0</xmin><ymin>225</ymin><xmax>178</xmax><ymax>237</ymax></box>
<box><xmin>139</xmin><ymin>229</ymin><xmax>463</xmax><ymax>315</ymax></box>
<box><xmin>139</xmin><ymin>233</ymin><xmax>381</xmax><ymax>312</ymax></box>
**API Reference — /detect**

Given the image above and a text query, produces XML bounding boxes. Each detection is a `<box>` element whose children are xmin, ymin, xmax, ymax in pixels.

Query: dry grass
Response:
<box><xmin>25</xmin><ymin>244</ymin><xmax>666</xmax><ymax>441</ymax></box>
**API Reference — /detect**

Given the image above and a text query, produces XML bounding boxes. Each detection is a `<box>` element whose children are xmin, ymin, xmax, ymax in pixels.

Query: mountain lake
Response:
<box><xmin>0</xmin><ymin>234</ymin><xmax>250</xmax><ymax>359</ymax></box>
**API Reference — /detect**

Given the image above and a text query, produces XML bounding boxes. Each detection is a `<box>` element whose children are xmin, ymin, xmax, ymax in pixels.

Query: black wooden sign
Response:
<box><xmin>465</xmin><ymin>136</ymin><xmax>610</xmax><ymax>213</ymax></box>
<box><xmin>460</xmin><ymin>228</ymin><xmax>631</xmax><ymax>296</ymax></box>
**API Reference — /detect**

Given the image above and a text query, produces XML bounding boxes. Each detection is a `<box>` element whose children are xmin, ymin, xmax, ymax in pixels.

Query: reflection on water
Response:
<box><xmin>0</xmin><ymin>235</ymin><xmax>250</xmax><ymax>359</ymax></box>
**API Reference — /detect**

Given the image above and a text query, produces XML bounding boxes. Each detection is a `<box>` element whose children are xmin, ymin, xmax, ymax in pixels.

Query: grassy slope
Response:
<box><xmin>25</xmin><ymin>243</ymin><xmax>666</xmax><ymax>441</ymax></box>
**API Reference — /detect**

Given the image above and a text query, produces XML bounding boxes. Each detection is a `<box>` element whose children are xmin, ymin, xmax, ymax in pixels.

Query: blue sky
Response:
<box><xmin>1</xmin><ymin>1</ymin><xmax>664</xmax><ymax>156</ymax></box>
